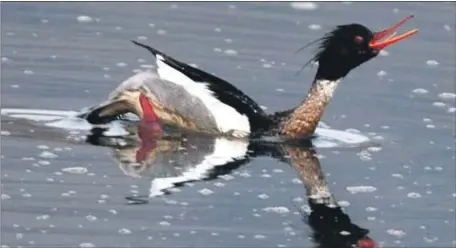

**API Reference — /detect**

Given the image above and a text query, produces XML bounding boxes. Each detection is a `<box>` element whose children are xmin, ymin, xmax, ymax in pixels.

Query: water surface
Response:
<box><xmin>1</xmin><ymin>2</ymin><xmax>455</xmax><ymax>248</ymax></box>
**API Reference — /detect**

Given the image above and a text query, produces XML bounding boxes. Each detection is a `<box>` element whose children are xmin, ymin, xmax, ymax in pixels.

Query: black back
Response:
<box><xmin>132</xmin><ymin>40</ymin><xmax>272</xmax><ymax>132</ymax></box>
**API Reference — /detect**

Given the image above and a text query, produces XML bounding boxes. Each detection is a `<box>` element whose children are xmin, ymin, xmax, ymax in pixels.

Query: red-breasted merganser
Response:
<box><xmin>84</xmin><ymin>15</ymin><xmax>418</xmax><ymax>139</ymax></box>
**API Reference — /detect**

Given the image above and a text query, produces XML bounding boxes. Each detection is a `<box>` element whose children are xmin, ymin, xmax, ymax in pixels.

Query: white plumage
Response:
<box><xmin>155</xmin><ymin>55</ymin><xmax>251</xmax><ymax>138</ymax></box>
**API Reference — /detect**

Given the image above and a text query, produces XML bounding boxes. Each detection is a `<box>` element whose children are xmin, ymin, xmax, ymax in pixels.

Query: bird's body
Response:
<box><xmin>83</xmin><ymin>16</ymin><xmax>418</xmax><ymax>139</ymax></box>
<box><xmin>86</xmin><ymin>45</ymin><xmax>274</xmax><ymax>138</ymax></box>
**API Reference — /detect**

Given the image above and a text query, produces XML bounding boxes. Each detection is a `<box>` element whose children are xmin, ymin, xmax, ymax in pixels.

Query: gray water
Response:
<box><xmin>1</xmin><ymin>2</ymin><xmax>455</xmax><ymax>248</ymax></box>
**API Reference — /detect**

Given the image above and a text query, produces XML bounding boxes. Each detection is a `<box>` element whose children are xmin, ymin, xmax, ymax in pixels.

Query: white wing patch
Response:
<box><xmin>149</xmin><ymin>138</ymin><xmax>249</xmax><ymax>197</ymax></box>
<box><xmin>155</xmin><ymin>55</ymin><xmax>251</xmax><ymax>137</ymax></box>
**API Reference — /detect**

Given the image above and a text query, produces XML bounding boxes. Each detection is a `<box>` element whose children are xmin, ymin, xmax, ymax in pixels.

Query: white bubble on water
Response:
<box><xmin>224</xmin><ymin>49</ymin><xmax>238</xmax><ymax>56</ymax></box>
<box><xmin>387</xmin><ymin>229</ymin><xmax>406</xmax><ymax>238</ymax></box>
<box><xmin>61</xmin><ymin>167</ymin><xmax>88</xmax><ymax>174</ymax></box>
<box><xmin>337</xmin><ymin>200</ymin><xmax>350</xmax><ymax>207</ymax></box>
<box><xmin>86</xmin><ymin>215</ymin><xmax>97</xmax><ymax>222</ymax></box>
<box><xmin>16</xmin><ymin>233</ymin><xmax>24</xmax><ymax>240</ymax></box>
<box><xmin>366</xmin><ymin>207</ymin><xmax>378</xmax><ymax>212</ymax></box>
<box><xmin>258</xmin><ymin>193</ymin><xmax>269</xmax><ymax>199</ymax></box>
<box><xmin>407</xmin><ymin>192</ymin><xmax>422</xmax><ymax>198</ymax></box>
<box><xmin>38</xmin><ymin>160</ymin><xmax>50</xmax><ymax>165</ymax></box>
<box><xmin>308</xmin><ymin>24</ymin><xmax>321</xmax><ymax>30</ymax></box>
<box><xmin>1</xmin><ymin>194</ymin><xmax>11</xmax><ymax>200</ymax></box>
<box><xmin>213</xmin><ymin>182</ymin><xmax>225</xmax><ymax>187</ymax></box>
<box><xmin>199</xmin><ymin>188</ymin><xmax>213</xmax><ymax>195</ymax></box>
<box><xmin>20</xmin><ymin>193</ymin><xmax>31</xmax><ymax>198</ymax></box>
<box><xmin>377</xmin><ymin>70</ymin><xmax>387</xmax><ymax>77</ymax></box>
<box><xmin>291</xmin><ymin>178</ymin><xmax>301</xmax><ymax>184</ymax></box>
<box><xmin>432</xmin><ymin>101</ymin><xmax>446</xmax><ymax>108</ymax></box>
<box><xmin>79</xmin><ymin>243</ymin><xmax>96</xmax><ymax>248</ymax></box>
<box><xmin>77</xmin><ymin>16</ymin><xmax>93</xmax><ymax>23</ymax></box>
<box><xmin>262</xmin><ymin>206</ymin><xmax>290</xmax><ymax>214</ymax></box>
<box><xmin>218</xmin><ymin>174</ymin><xmax>234</xmax><ymax>181</ymax></box>
<box><xmin>1</xmin><ymin>130</ymin><xmax>11</xmax><ymax>136</ymax></box>
<box><xmin>346</xmin><ymin>186</ymin><xmax>377</xmax><ymax>194</ymax></box>
<box><xmin>290</xmin><ymin>2</ymin><xmax>318</xmax><ymax>10</ymax></box>
<box><xmin>438</xmin><ymin>92</ymin><xmax>456</xmax><ymax>100</ymax></box>
<box><xmin>24</xmin><ymin>69</ymin><xmax>34</xmax><ymax>75</ymax></box>
<box><xmin>239</xmin><ymin>171</ymin><xmax>251</xmax><ymax>177</ymax></box>
<box><xmin>357</xmin><ymin>150</ymin><xmax>372</xmax><ymax>161</ymax></box>
<box><xmin>426</xmin><ymin>124</ymin><xmax>436</xmax><ymax>129</ymax></box>
<box><xmin>116</xmin><ymin>62</ymin><xmax>127</xmax><ymax>67</ymax></box>
<box><xmin>447</xmin><ymin>107</ymin><xmax>456</xmax><ymax>113</ymax></box>
<box><xmin>367</xmin><ymin>216</ymin><xmax>376</xmax><ymax>221</ymax></box>
<box><xmin>412</xmin><ymin>88</ymin><xmax>428</xmax><ymax>94</ymax></box>
<box><xmin>39</xmin><ymin>151</ymin><xmax>57</xmax><ymax>159</ymax></box>
<box><xmin>214</xmin><ymin>27</ymin><xmax>222</xmax><ymax>32</ymax></box>
<box><xmin>118</xmin><ymin>228</ymin><xmax>132</xmax><ymax>234</ymax></box>
<box><xmin>137</xmin><ymin>36</ymin><xmax>147</xmax><ymax>41</ymax></box>
<box><xmin>157</xmin><ymin>29</ymin><xmax>167</xmax><ymax>35</ymax></box>
<box><xmin>254</xmin><ymin>234</ymin><xmax>267</xmax><ymax>239</ymax></box>
<box><xmin>100</xmin><ymin>194</ymin><xmax>109</xmax><ymax>199</ymax></box>
<box><xmin>392</xmin><ymin>173</ymin><xmax>404</xmax><ymax>179</ymax></box>
<box><xmin>367</xmin><ymin>146</ymin><xmax>382</xmax><ymax>152</ymax></box>
<box><xmin>426</xmin><ymin>60</ymin><xmax>439</xmax><ymax>66</ymax></box>
<box><xmin>36</xmin><ymin>215</ymin><xmax>50</xmax><ymax>220</ymax></box>
<box><xmin>345</xmin><ymin>128</ymin><xmax>361</xmax><ymax>133</ymax></box>
<box><xmin>159</xmin><ymin>221</ymin><xmax>171</xmax><ymax>226</ymax></box>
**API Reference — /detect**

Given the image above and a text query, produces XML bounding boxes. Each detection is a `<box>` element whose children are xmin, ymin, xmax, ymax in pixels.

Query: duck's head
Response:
<box><xmin>312</xmin><ymin>15</ymin><xmax>418</xmax><ymax>81</ymax></box>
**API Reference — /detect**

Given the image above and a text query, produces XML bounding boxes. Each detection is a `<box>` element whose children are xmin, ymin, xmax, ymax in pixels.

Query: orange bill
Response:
<box><xmin>369</xmin><ymin>15</ymin><xmax>419</xmax><ymax>50</ymax></box>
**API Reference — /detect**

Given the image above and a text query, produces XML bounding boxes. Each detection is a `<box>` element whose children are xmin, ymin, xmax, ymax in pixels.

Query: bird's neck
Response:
<box><xmin>280</xmin><ymin>78</ymin><xmax>341</xmax><ymax>138</ymax></box>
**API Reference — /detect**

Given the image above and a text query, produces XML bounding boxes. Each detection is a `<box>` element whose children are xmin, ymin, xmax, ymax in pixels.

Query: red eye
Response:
<box><xmin>354</xmin><ymin>36</ymin><xmax>364</xmax><ymax>44</ymax></box>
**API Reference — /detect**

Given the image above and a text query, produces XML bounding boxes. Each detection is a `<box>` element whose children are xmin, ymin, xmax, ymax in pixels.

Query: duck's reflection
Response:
<box><xmin>86</xmin><ymin>121</ymin><xmax>376</xmax><ymax>248</ymax></box>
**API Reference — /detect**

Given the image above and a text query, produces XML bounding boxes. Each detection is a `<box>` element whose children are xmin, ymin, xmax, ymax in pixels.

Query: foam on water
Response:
<box><xmin>1</xmin><ymin>108</ymin><xmax>128</xmax><ymax>136</ymax></box>
<box><xmin>1</xmin><ymin>107</ymin><xmax>373</xmax><ymax>148</ymax></box>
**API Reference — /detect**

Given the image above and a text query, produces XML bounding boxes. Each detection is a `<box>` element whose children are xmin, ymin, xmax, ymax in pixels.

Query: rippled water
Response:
<box><xmin>1</xmin><ymin>2</ymin><xmax>455</xmax><ymax>248</ymax></box>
